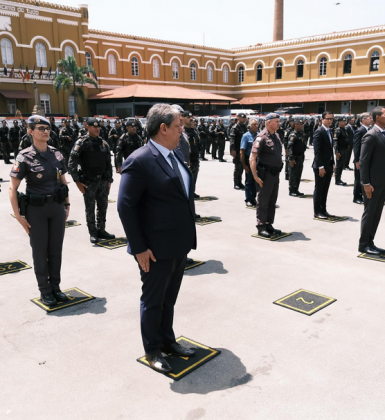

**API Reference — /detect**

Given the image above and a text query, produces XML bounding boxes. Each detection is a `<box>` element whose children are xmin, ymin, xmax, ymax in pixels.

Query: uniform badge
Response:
<box><xmin>12</xmin><ymin>163</ymin><xmax>19</xmax><ymax>172</ymax></box>
<box><xmin>33</xmin><ymin>159</ymin><xmax>40</xmax><ymax>165</ymax></box>
<box><xmin>34</xmin><ymin>118</ymin><xmax>40</xmax><ymax>123</ymax></box>
<box><xmin>16</xmin><ymin>155</ymin><xmax>24</xmax><ymax>163</ymax></box>
<box><xmin>37</xmin><ymin>174</ymin><xmax>43</xmax><ymax>179</ymax></box>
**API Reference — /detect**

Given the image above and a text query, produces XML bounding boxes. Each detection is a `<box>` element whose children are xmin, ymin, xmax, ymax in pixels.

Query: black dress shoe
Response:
<box><xmin>219</xmin><ymin>159</ymin><xmax>227</xmax><ymax>162</ymax></box>
<box><xmin>324</xmin><ymin>211</ymin><xmax>335</xmax><ymax>218</ymax></box>
<box><xmin>97</xmin><ymin>230</ymin><xmax>115</xmax><ymax>240</ymax></box>
<box><xmin>162</xmin><ymin>342</ymin><xmax>195</xmax><ymax>357</ymax></box>
<box><xmin>358</xmin><ymin>246</ymin><xmax>380</xmax><ymax>255</ymax></box>
<box><xmin>234</xmin><ymin>185</ymin><xmax>242</xmax><ymax>190</ymax></box>
<box><xmin>52</xmin><ymin>290</ymin><xmax>69</xmax><ymax>302</ymax></box>
<box><xmin>257</xmin><ymin>227</ymin><xmax>272</xmax><ymax>238</ymax></box>
<box><xmin>186</xmin><ymin>257</ymin><xmax>194</xmax><ymax>264</ymax></box>
<box><xmin>266</xmin><ymin>225</ymin><xmax>282</xmax><ymax>235</ymax></box>
<box><xmin>239</xmin><ymin>183</ymin><xmax>245</xmax><ymax>189</ymax></box>
<box><xmin>246</xmin><ymin>201</ymin><xmax>256</xmax><ymax>207</ymax></box>
<box><xmin>314</xmin><ymin>213</ymin><xmax>328</xmax><ymax>219</ymax></box>
<box><xmin>373</xmin><ymin>245</ymin><xmax>385</xmax><ymax>254</ymax></box>
<box><xmin>289</xmin><ymin>192</ymin><xmax>299</xmax><ymax>197</ymax></box>
<box><xmin>353</xmin><ymin>199</ymin><xmax>363</xmax><ymax>205</ymax></box>
<box><xmin>40</xmin><ymin>293</ymin><xmax>57</xmax><ymax>306</ymax></box>
<box><xmin>194</xmin><ymin>193</ymin><xmax>200</xmax><ymax>198</ymax></box>
<box><xmin>296</xmin><ymin>191</ymin><xmax>304</xmax><ymax>196</ymax></box>
<box><xmin>336</xmin><ymin>181</ymin><xmax>347</xmax><ymax>186</ymax></box>
<box><xmin>201</xmin><ymin>157</ymin><xmax>208</xmax><ymax>161</ymax></box>
<box><xmin>90</xmin><ymin>234</ymin><xmax>98</xmax><ymax>244</ymax></box>
<box><xmin>145</xmin><ymin>352</ymin><xmax>173</xmax><ymax>374</ymax></box>
<box><xmin>344</xmin><ymin>166</ymin><xmax>353</xmax><ymax>171</ymax></box>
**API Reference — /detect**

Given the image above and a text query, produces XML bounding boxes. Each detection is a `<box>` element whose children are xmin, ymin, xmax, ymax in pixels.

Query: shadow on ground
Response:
<box><xmin>281</xmin><ymin>232</ymin><xmax>311</xmax><ymax>242</ymax></box>
<box><xmin>184</xmin><ymin>260</ymin><xmax>228</xmax><ymax>276</ymax></box>
<box><xmin>49</xmin><ymin>297</ymin><xmax>107</xmax><ymax>317</ymax></box>
<box><xmin>170</xmin><ymin>348</ymin><xmax>252</xmax><ymax>394</ymax></box>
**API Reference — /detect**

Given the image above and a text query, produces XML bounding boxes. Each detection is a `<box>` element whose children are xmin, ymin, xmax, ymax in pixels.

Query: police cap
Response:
<box><xmin>265</xmin><ymin>113</ymin><xmax>280</xmax><ymax>121</ymax></box>
<box><xmin>183</xmin><ymin>111</ymin><xmax>193</xmax><ymax>118</ymax></box>
<box><xmin>294</xmin><ymin>118</ymin><xmax>304</xmax><ymax>124</ymax></box>
<box><xmin>27</xmin><ymin>115</ymin><xmax>51</xmax><ymax>126</ymax></box>
<box><xmin>238</xmin><ymin>113</ymin><xmax>246</xmax><ymax>118</ymax></box>
<box><xmin>338</xmin><ymin>116</ymin><xmax>346</xmax><ymax>122</ymax></box>
<box><xmin>126</xmin><ymin>121</ymin><xmax>136</xmax><ymax>127</ymax></box>
<box><xmin>86</xmin><ymin>117</ymin><xmax>101</xmax><ymax>127</ymax></box>
<box><xmin>13</xmin><ymin>120</ymin><xmax>18</xmax><ymax>123</ymax></box>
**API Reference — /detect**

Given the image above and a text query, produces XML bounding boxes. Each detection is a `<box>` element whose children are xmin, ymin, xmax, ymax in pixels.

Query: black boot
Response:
<box><xmin>266</xmin><ymin>224</ymin><xmax>282</xmax><ymax>235</ymax></box>
<box><xmin>97</xmin><ymin>229</ymin><xmax>115</xmax><ymax>240</ymax></box>
<box><xmin>257</xmin><ymin>225</ymin><xmax>272</xmax><ymax>238</ymax></box>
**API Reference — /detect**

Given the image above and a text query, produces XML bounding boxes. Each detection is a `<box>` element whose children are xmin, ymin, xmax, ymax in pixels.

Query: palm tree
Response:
<box><xmin>53</xmin><ymin>56</ymin><xmax>97</xmax><ymax>115</ymax></box>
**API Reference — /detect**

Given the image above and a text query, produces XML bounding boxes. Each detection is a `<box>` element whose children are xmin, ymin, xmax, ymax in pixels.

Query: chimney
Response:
<box><xmin>273</xmin><ymin>0</ymin><xmax>284</xmax><ymax>42</ymax></box>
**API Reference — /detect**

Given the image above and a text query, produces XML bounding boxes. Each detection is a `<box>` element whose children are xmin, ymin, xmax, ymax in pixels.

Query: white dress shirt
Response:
<box><xmin>150</xmin><ymin>139</ymin><xmax>190</xmax><ymax>197</ymax></box>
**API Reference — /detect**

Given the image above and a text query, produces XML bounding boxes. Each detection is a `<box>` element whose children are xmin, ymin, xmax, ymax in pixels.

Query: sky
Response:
<box><xmin>61</xmin><ymin>0</ymin><xmax>384</xmax><ymax>49</ymax></box>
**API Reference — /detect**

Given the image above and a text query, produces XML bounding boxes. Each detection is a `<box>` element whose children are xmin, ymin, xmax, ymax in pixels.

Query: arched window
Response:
<box><xmin>296</xmin><ymin>60</ymin><xmax>304</xmax><ymax>78</ymax></box>
<box><xmin>343</xmin><ymin>54</ymin><xmax>352</xmax><ymax>74</ymax></box>
<box><xmin>172</xmin><ymin>61</ymin><xmax>179</xmax><ymax>79</ymax></box>
<box><xmin>85</xmin><ymin>51</ymin><xmax>92</xmax><ymax>67</ymax></box>
<box><xmin>131</xmin><ymin>57</ymin><xmax>139</xmax><ymax>76</ymax></box>
<box><xmin>275</xmin><ymin>62</ymin><xmax>282</xmax><ymax>80</ymax></box>
<box><xmin>153</xmin><ymin>59</ymin><xmax>160</xmax><ymax>78</ymax></box>
<box><xmin>1</xmin><ymin>38</ymin><xmax>13</xmax><ymax>65</ymax></box>
<box><xmin>64</xmin><ymin>45</ymin><xmax>74</xmax><ymax>59</ymax></box>
<box><xmin>108</xmin><ymin>54</ymin><xmax>117</xmax><ymax>75</ymax></box>
<box><xmin>40</xmin><ymin>93</ymin><xmax>51</xmax><ymax>114</ymax></box>
<box><xmin>238</xmin><ymin>66</ymin><xmax>244</xmax><ymax>83</ymax></box>
<box><xmin>190</xmin><ymin>63</ymin><xmax>196</xmax><ymax>81</ymax></box>
<box><xmin>256</xmin><ymin>64</ymin><xmax>262</xmax><ymax>81</ymax></box>
<box><xmin>370</xmin><ymin>50</ymin><xmax>380</xmax><ymax>72</ymax></box>
<box><xmin>207</xmin><ymin>64</ymin><xmax>213</xmax><ymax>82</ymax></box>
<box><xmin>35</xmin><ymin>42</ymin><xmax>47</xmax><ymax>68</ymax></box>
<box><xmin>223</xmin><ymin>65</ymin><xmax>229</xmax><ymax>83</ymax></box>
<box><xmin>319</xmin><ymin>57</ymin><xmax>327</xmax><ymax>76</ymax></box>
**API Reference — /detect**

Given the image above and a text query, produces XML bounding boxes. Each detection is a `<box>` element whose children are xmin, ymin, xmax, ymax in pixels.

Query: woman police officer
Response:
<box><xmin>9</xmin><ymin>115</ymin><xmax>70</xmax><ymax>306</ymax></box>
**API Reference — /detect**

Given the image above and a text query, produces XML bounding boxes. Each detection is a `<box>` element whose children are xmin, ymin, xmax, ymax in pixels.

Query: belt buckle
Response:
<box><xmin>46</xmin><ymin>195</ymin><xmax>53</xmax><ymax>203</ymax></box>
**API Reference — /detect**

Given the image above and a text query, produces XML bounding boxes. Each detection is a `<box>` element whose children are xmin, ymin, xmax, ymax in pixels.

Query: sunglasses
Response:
<box><xmin>36</xmin><ymin>127</ymin><xmax>51</xmax><ymax>132</ymax></box>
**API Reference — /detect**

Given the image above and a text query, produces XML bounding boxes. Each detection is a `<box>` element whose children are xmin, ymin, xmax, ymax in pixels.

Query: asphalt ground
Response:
<box><xmin>1</xmin><ymin>146</ymin><xmax>385</xmax><ymax>420</ymax></box>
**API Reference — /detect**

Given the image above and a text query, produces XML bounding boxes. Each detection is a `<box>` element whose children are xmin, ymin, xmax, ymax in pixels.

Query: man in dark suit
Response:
<box><xmin>358</xmin><ymin>106</ymin><xmax>385</xmax><ymax>255</ymax></box>
<box><xmin>344</xmin><ymin>117</ymin><xmax>355</xmax><ymax>170</ymax></box>
<box><xmin>353</xmin><ymin>113</ymin><xmax>373</xmax><ymax>204</ymax></box>
<box><xmin>118</xmin><ymin>104</ymin><xmax>197</xmax><ymax>374</ymax></box>
<box><xmin>312</xmin><ymin>111</ymin><xmax>335</xmax><ymax>219</ymax></box>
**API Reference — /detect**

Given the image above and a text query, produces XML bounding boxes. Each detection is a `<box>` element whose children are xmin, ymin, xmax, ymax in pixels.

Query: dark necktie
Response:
<box><xmin>168</xmin><ymin>152</ymin><xmax>188</xmax><ymax>197</ymax></box>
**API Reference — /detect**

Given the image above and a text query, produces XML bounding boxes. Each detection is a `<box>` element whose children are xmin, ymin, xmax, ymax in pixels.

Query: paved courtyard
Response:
<box><xmin>1</xmin><ymin>146</ymin><xmax>385</xmax><ymax>420</ymax></box>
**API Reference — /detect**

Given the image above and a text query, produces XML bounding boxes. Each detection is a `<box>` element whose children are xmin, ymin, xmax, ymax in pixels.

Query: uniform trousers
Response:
<box><xmin>289</xmin><ymin>156</ymin><xmax>304</xmax><ymax>192</ymax></box>
<box><xmin>218</xmin><ymin>139</ymin><xmax>226</xmax><ymax>160</ymax></box>
<box><xmin>335</xmin><ymin>149</ymin><xmax>347</xmax><ymax>182</ymax></box>
<box><xmin>190</xmin><ymin>159</ymin><xmax>200</xmax><ymax>186</ymax></box>
<box><xmin>359</xmin><ymin>185</ymin><xmax>385</xmax><ymax>249</ymax></box>
<box><xmin>353</xmin><ymin>165</ymin><xmax>363</xmax><ymax>201</ymax></box>
<box><xmin>233</xmin><ymin>153</ymin><xmax>244</xmax><ymax>186</ymax></box>
<box><xmin>137</xmin><ymin>255</ymin><xmax>187</xmax><ymax>354</ymax></box>
<box><xmin>344</xmin><ymin>141</ymin><xmax>353</xmax><ymax>168</ymax></box>
<box><xmin>256</xmin><ymin>172</ymin><xmax>279</xmax><ymax>226</ymax></box>
<box><xmin>313</xmin><ymin>161</ymin><xmax>333</xmax><ymax>214</ymax></box>
<box><xmin>211</xmin><ymin>139</ymin><xmax>218</xmax><ymax>158</ymax></box>
<box><xmin>199</xmin><ymin>138</ymin><xmax>207</xmax><ymax>159</ymax></box>
<box><xmin>26</xmin><ymin>202</ymin><xmax>65</xmax><ymax>294</ymax></box>
<box><xmin>1</xmin><ymin>141</ymin><xmax>10</xmax><ymax>162</ymax></box>
<box><xmin>10</xmin><ymin>142</ymin><xmax>18</xmax><ymax>159</ymax></box>
<box><xmin>83</xmin><ymin>178</ymin><xmax>109</xmax><ymax>234</ymax></box>
<box><xmin>206</xmin><ymin>137</ymin><xmax>212</xmax><ymax>153</ymax></box>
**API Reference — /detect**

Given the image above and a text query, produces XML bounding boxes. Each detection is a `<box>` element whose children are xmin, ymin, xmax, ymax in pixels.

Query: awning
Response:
<box><xmin>88</xmin><ymin>83</ymin><xmax>236</xmax><ymax>102</ymax></box>
<box><xmin>0</xmin><ymin>89</ymin><xmax>34</xmax><ymax>99</ymax></box>
<box><xmin>237</xmin><ymin>91</ymin><xmax>385</xmax><ymax>105</ymax></box>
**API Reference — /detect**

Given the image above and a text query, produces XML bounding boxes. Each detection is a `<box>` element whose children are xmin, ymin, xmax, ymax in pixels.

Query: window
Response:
<box><xmin>85</xmin><ymin>51</ymin><xmax>92</xmax><ymax>67</ymax></box>
<box><xmin>40</xmin><ymin>93</ymin><xmax>51</xmax><ymax>114</ymax></box>
<box><xmin>35</xmin><ymin>42</ymin><xmax>47</xmax><ymax>68</ymax></box>
<box><xmin>207</xmin><ymin>65</ymin><xmax>213</xmax><ymax>82</ymax></box>
<box><xmin>153</xmin><ymin>59</ymin><xmax>160</xmax><ymax>78</ymax></box>
<box><xmin>319</xmin><ymin>57</ymin><xmax>327</xmax><ymax>76</ymax></box>
<box><xmin>238</xmin><ymin>66</ymin><xmax>244</xmax><ymax>83</ymax></box>
<box><xmin>256</xmin><ymin>64</ymin><xmax>262</xmax><ymax>81</ymax></box>
<box><xmin>190</xmin><ymin>63</ymin><xmax>196</xmax><ymax>81</ymax></box>
<box><xmin>296</xmin><ymin>60</ymin><xmax>304</xmax><ymax>78</ymax></box>
<box><xmin>108</xmin><ymin>54</ymin><xmax>117</xmax><ymax>75</ymax></box>
<box><xmin>1</xmin><ymin>38</ymin><xmax>13</xmax><ymax>65</ymax></box>
<box><xmin>317</xmin><ymin>102</ymin><xmax>326</xmax><ymax>114</ymax></box>
<box><xmin>343</xmin><ymin>54</ymin><xmax>352</xmax><ymax>74</ymax></box>
<box><xmin>223</xmin><ymin>65</ymin><xmax>228</xmax><ymax>83</ymax></box>
<box><xmin>172</xmin><ymin>61</ymin><xmax>179</xmax><ymax>79</ymax></box>
<box><xmin>7</xmin><ymin>99</ymin><xmax>16</xmax><ymax>114</ymax></box>
<box><xmin>275</xmin><ymin>62</ymin><xmax>282</xmax><ymax>80</ymax></box>
<box><xmin>131</xmin><ymin>57</ymin><xmax>139</xmax><ymax>76</ymax></box>
<box><xmin>68</xmin><ymin>96</ymin><xmax>75</xmax><ymax>115</ymax></box>
<box><xmin>65</xmin><ymin>46</ymin><xmax>74</xmax><ymax>59</ymax></box>
<box><xmin>370</xmin><ymin>50</ymin><xmax>380</xmax><ymax>71</ymax></box>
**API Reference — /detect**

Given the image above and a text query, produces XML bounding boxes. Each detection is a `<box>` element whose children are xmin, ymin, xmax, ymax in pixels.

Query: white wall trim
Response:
<box><xmin>0</xmin><ymin>9</ymin><xmax>18</xmax><ymax>17</ymax></box>
<box><xmin>187</xmin><ymin>53</ymin><xmax>201</xmax><ymax>57</ymax></box>
<box><xmin>85</xmin><ymin>40</ymin><xmax>98</xmax><ymax>44</ymax></box>
<box><xmin>57</xmin><ymin>19</ymin><xmax>79</xmax><ymax>26</ymax></box>
<box><xmin>0</xmin><ymin>0</ymin><xmax>82</xmax><ymax>17</ymax></box>
<box><xmin>168</xmin><ymin>50</ymin><xmax>183</xmax><ymax>55</ymax></box>
<box><xmin>24</xmin><ymin>14</ymin><xmax>52</xmax><ymax>22</ymax></box>
<box><xmin>102</xmin><ymin>42</ymin><xmax>122</xmax><ymax>47</ymax></box>
<box><xmin>148</xmin><ymin>48</ymin><xmax>164</xmax><ymax>52</ymax></box>
<box><xmin>125</xmin><ymin>45</ymin><xmax>145</xmax><ymax>50</ymax></box>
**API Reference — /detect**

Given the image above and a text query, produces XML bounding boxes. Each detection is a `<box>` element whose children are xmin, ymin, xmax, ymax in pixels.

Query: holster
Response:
<box><xmin>17</xmin><ymin>192</ymin><xmax>27</xmax><ymax>216</ymax></box>
<box><xmin>257</xmin><ymin>162</ymin><xmax>266</xmax><ymax>181</ymax></box>
<box><xmin>57</xmin><ymin>184</ymin><xmax>69</xmax><ymax>203</ymax></box>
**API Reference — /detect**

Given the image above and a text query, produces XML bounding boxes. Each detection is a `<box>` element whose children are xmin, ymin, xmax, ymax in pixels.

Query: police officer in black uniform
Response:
<box><xmin>116</xmin><ymin>121</ymin><xmax>143</xmax><ymax>173</ymax></box>
<box><xmin>216</xmin><ymin>118</ymin><xmax>227</xmax><ymax>162</ymax></box>
<box><xmin>99</xmin><ymin>119</ymin><xmax>109</xmax><ymax>144</ymax></box>
<box><xmin>8</xmin><ymin>120</ymin><xmax>20</xmax><ymax>159</ymax></box>
<box><xmin>68</xmin><ymin>118</ymin><xmax>115</xmax><ymax>244</ymax></box>
<box><xmin>109</xmin><ymin>119</ymin><xmax>124</xmax><ymax>155</ymax></box>
<box><xmin>288</xmin><ymin>118</ymin><xmax>306</xmax><ymax>197</ymax></box>
<box><xmin>134</xmin><ymin>118</ymin><xmax>143</xmax><ymax>138</ymax></box>
<box><xmin>50</xmin><ymin>117</ymin><xmax>59</xmax><ymax>137</ymax></box>
<box><xmin>209</xmin><ymin>119</ymin><xmax>218</xmax><ymax>159</ymax></box>
<box><xmin>78</xmin><ymin>118</ymin><xmax>88</xmax><ymax>138</ymax></box>
<box><xmin>0</xmin><ymin>120</ymin><xmax>11</xmax><ymax>163</ymax></box>
<box><xmin>198</xmin><ymin>118</ymin><xmax>209</xmax><ymax>161</ymax></box>
<box><xmin>59</xmin><ymin>119</ymin><xmax>75</xmax><ymax>171</ymax></box>
<box><xmin>9</xmin><ymin>115</ymin><xmax>70</xmax><ymax>306</ymax></box>
<box><xmin>19</xmin><ymin>120</ymin><xmax>27</xmax><ymax>139</ymax></box>
<box><xmin>283</xmin><ymin>117</ymin><xmax>294</xmax><ymax>181</ymax></box>
<box><xmin>333</xmin><ymin>117</ymin><xmax>349</xmax><ymax>186</ymax></box>
<box><xmin>230</xmin><ymin>113</ymin><xmax>247</xmax><ymax>190</ymax></box>
<box><xmin>250</xmin><ymin>113</ymin><xmax>283</xmax><ymax>238</ymax></box>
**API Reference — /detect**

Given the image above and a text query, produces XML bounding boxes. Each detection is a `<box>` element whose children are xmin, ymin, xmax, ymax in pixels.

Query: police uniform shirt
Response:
<box><xmin>251</xmin><ymin>128</ymin><xmax>282</xmax><ymax>167</ymax></box>
<box><xmin>10</xmin><ymin>145</ymin><xmax>67</xmax><ymax>195</ymax></box>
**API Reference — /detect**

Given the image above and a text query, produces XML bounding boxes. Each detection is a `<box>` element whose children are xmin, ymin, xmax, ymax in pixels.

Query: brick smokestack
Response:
<box><xmin>273</xmin><ymin>0</ymin><xmax>284</xmax><ymax>41</ymax></box>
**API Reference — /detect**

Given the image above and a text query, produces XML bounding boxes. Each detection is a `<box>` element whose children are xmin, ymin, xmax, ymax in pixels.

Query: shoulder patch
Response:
<box><xmin>16</xmin><ymin>154</ymin><xmax>24</xmax><ymax>163</ymax></box>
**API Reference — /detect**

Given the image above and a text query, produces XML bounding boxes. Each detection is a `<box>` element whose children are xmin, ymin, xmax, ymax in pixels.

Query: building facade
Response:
<box><xmin>0</xmin><ymin>0</ymin><xmax>384</xmax><ymax>116</ymax></box>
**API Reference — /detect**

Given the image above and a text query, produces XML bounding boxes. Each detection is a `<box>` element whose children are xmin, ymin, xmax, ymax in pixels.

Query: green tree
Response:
<box><xmin>53</xmin><ymin>56</ymin><xmax>97</xmax><ymax>115</ymax></box>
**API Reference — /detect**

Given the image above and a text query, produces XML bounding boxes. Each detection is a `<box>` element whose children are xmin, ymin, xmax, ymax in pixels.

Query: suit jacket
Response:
<box><xmin>117</xmin><ymin>141</ymin><xmax>197</xmax><ymax>260</ymax></box>
<box><xmin>360</xmin><ymin>125</ymin><xmax>385</xmax><ymax>187</ymax></box>
<box><xmin>353</xmin><ymin>125</ymin><xmax>368</xmax><ymax>163</ymax></box>
<box><xmin>312</xmin><ymin>126</ymin><xmax>335</xmax><ymax>169</ymax></box>
<box><xmin>346</xmin><ymin>125</ymin><xmax>354</xmax><ymax>145</ymax></box>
